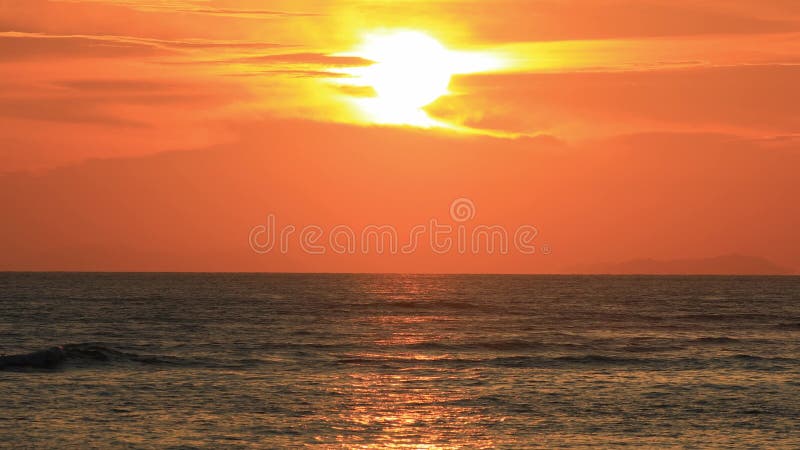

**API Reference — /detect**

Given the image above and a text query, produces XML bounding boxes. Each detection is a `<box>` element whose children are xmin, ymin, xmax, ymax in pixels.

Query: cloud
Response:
<box><xmin>0</xmin><ymin>66</ymin><xmax>251</xmax><ymax>170</ymax></box>
<box><xmin>428</xmin><ymin>64</ymin><xmax>800</xmax><ymax>137</ymax></box>
<box><xmin>0</xmin><ymin>98</ymin><xmax>146</xmax><ymax>127</ymax></box>
<box><xmin>365</xmin><ymin>0</ymin><xmax>800</xmax><ymax>42</ymax></box>
<box><xmin>172</xmin><ymin>8</ymin><xmax>320</xmax><ymax>18</ymax></box>
<box><xmin>0</xmin><ymin>32</ymin><xmax>170</xmax><ymax>60</ymax></box>
<box><xmin>228</xmin><ymin>52</ymin><xmax>374</xmax><ymax>67</ymax></box>
<box><xmin>53</xmin><ymin>79</ymin><xmax>180</xmax><ymax>92</ymax></box>
<box><xmin>0</xmin><ymin>0</ymin><xmax>315</xmax><ymax>44</ymax></box>
<box><xmin>49</xmin><ymin>78</ymin><xmax>239</xmax><ymax>103</ymax></box>
<box><xmin>243</xmin><ymin>70</ymin><xmax>354</xmax><ymax>79</ymax></box>
<box><xmin>182</xmin><ymin>52</ymin><xmax>375</xmax><ymax>79</ymax></box>
<box><xmin>59</xmin><ymin>1</ymin><xmax>321</xmax><ymax>17</ymax></box>
<box><xmin>0</xmin><ymin>31</ymin><xmax>289</xmax><ymax>62</ymax></box>
<box><xmin>152</xmin><ymin>39</ymin><xmax>288</xmax><ymax>50</ymax></box>
<box><xmin>333</xmin><ymin>85</ymin><xmax>377</xmax><ymax>98</ymax></box>
<box><xmin>0</xmin><ymin>73</ymin><xmax>245</xmax><ymax>131</ymax></box>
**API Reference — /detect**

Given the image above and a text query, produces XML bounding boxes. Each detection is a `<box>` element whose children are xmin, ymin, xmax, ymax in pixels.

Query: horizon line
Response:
<box><xmin>1</xmin><ymin>270</ymin><xmax>797</xmax><ymax>277</ymax></box>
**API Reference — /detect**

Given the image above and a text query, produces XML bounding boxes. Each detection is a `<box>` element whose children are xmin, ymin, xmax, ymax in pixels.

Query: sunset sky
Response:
<box><xmin>1</xmin><ymin>0</ymin><xmax>798</xmax><ymax>273</ymax></box>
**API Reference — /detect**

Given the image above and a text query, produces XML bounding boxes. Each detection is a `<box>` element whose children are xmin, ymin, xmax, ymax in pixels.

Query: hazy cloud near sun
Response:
<box><xmin>1</xmin><ymin>0</ymin><xmax>799</xmax><ymax>168</ymax></box>
<box><xmin>431</xmin><ymin>64</ymin><xmax>800</xmax><ymax>138</ymax></box>
<box><xmin>347</xmin><ymin>0</ymin><xmax>800</xmax><ymax>42</ymax></box>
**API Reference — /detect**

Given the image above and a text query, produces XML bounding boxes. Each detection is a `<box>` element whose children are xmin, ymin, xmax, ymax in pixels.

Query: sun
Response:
<box><xmin>357</xmin><ymin>32</ymin><xmax>452</xmax><ymax>112</ymax></box>
<box><xmin>334</xmin><ymin>31</ymin><xmax>502</xmax><ymax>126</ymax></box>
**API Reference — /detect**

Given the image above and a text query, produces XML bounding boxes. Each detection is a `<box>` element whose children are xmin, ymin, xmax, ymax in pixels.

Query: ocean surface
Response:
<box><xmin>1</xmin><ymin>273</ymin><xmax>799</xmax><ymax>448</ymax></box>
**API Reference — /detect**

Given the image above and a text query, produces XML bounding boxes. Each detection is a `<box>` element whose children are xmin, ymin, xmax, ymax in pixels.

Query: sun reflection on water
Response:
<box><xmin>330</xmin><ymin>370</ymin><xmax>498</xmax><ymax>449</ymax></box>
<box><xmin>322</xmin><ymin>277</ymin><xmax>501</xmax><ymax>448</ymax></box>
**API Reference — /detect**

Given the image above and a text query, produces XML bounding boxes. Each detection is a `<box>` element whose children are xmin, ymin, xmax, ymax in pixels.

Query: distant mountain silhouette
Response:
<box><xmin>569</xmin><ymin>254</ymin><xmax>794</xmax><ymax>275</ymax></box>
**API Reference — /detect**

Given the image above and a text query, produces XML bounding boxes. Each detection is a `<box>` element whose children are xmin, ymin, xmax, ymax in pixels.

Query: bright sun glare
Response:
<box><xmin>334</xmin><ymin>31</ymin><xmax>502</xmax><ymax>127</ymax></box>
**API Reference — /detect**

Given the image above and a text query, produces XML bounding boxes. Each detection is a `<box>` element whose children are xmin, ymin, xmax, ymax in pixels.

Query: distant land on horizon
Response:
<box><xmin>568</xmin><ymin>254</ymin><xmax>795</xmax><ymax>275</ymax></box>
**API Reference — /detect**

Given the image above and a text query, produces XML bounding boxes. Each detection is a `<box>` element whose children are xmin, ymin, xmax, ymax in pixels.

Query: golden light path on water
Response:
<box><xmin>318</xmin><ymin>276</ymin><xmax>499</xmax><ymax>448</ymax></box>
<box><xmin>332</xmin><ymin>31</ymin><xmax>505</xmax><ymax>127</ymax></box>
<box><xmin>326</xmin><ymin>316</ymin><xmax>500</xmax><ymax>449</ymax></box>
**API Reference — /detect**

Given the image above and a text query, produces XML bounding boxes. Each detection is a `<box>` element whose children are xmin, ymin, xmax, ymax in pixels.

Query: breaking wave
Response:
<box><xmin>0</xmin><ymin>343</ymin><xmax>191</xmax><ymax>370</ymax></box>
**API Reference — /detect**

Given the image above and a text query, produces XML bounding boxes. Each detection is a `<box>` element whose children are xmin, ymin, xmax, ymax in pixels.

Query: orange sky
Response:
<box><xmin>0</xmin><ymin>0</ymin><xmax>798</xmax><ymax>273</ymax></box>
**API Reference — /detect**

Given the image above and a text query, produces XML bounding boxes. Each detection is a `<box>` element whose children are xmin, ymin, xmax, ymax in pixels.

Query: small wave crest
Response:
<box><xmin>364</xmin><ymin>300</ymin><xmax>487</xmax><ymax>311</ymax></box>
<box><xmin>692</xmin><ymin>336</ymin><xmax>740</xmax><ymax>344</ymax></box>
<box><xmin>0</xmin><ymin>343</ymin><xmax>184</xmax><ymax>370</ymax></box>
<box><xmin>405</xmin><ymin>340</ymin><xmax>580</xmax><ymax>352</ymax></box>
<box><xmin>336</xmin><ymin>353</ymin><xmax>798</xmax><ymax>370</ymax></box>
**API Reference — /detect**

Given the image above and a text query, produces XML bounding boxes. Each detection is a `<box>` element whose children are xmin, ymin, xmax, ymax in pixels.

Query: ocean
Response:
<box><xmin>1</xmin><ymin>273</ymin><xmax>798</xmax><ymax>448</ymax></box>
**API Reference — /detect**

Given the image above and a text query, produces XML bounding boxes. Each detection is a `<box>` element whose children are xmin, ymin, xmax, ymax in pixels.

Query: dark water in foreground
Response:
<box><xmin>1</xmin><ymin>273</ymin><xmax>799</xmax><ymax>448</ymax></box>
